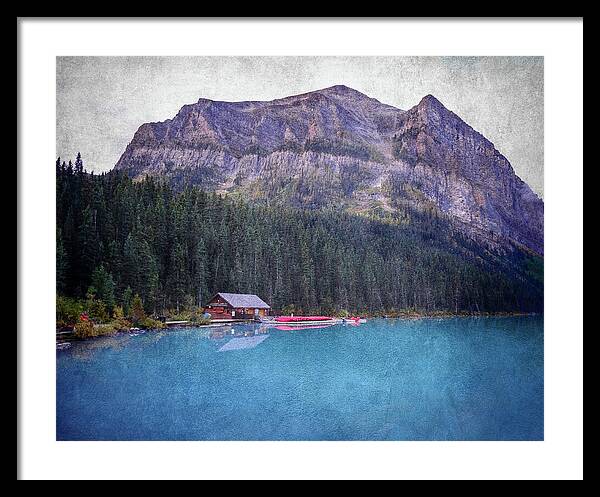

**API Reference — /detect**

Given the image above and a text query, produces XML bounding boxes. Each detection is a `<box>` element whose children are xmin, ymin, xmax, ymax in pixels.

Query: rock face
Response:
<box><xmin>115</xmin><ymin>85</ymin><xmax>543</xmax><ymax>255</ymax></box>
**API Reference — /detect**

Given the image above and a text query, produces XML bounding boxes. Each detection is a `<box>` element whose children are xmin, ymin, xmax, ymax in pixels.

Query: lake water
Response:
<box><xmin>56</xmin><ymin>316</ymin><xmax>543</xmax><ymax>441</ymax></box>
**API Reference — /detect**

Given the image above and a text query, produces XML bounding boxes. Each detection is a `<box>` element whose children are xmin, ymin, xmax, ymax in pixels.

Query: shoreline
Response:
<box><xmin>56</xmin><ymin>311</ymin><xmax>542</xmax><ymax>344</ymax></box>
<box><xmin>372</xmin><ymin>310</ymin><xmax>541</xmax><ymax>319</ymax></box>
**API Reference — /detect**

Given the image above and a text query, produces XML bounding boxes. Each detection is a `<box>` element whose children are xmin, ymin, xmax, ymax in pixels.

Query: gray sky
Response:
<box><xmin>57</xmin><ymin>56</ymin><xmax>544</xmax><ymax>197</ymax></box>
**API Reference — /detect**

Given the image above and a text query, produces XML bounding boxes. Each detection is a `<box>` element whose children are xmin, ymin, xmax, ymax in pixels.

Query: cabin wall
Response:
<box><xmin>233</xmin><ymin>308</ymin><xmax>255</xmax><ymax>317</ymax></box>
<box><xmin>204</xmin><ymin>307</ymin><xmax>231</xmax><ymax>319</ymax></box>
<box><xmin>204</xmin><ymin>296</ymin><xmax>232</xmax><ymax>318</ymax></box>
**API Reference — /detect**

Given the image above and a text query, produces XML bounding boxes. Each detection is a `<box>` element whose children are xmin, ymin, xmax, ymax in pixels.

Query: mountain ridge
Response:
<box><xmin>114</xmin><ymin>86</ymin><xmax>543</xmax><ymax>256</ymax></box>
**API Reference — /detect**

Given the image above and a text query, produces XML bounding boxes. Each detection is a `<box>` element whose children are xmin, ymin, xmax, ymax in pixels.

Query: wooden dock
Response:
<box><xmin>164</xmin><ymin>320</ymin><xmax>192</xmax><ymax>326</ymax></box>
<box><xmin>163</xmin><ymin>319</ymin><xmax>256</xmax><ymax>327</ymax></box>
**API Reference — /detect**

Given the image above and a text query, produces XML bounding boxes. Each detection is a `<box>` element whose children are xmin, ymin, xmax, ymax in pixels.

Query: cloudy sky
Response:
<box><xmin>57</xmin><ymin>56</ymin><xmax>544</xmax><ymax>197</ymax></box>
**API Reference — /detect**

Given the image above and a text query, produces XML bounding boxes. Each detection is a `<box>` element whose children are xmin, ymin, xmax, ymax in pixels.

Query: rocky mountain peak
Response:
<box><xmin>115</xmin><ymin>86</ymin><xmax>543</xmax><ymax>255</ymax></box>
<box><xmin>418</xmin><ymin>93</ymin><xmax>444</xmax><ymax>108</ymax></box>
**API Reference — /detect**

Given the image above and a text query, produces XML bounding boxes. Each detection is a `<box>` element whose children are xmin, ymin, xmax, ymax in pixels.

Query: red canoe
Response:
<box><xmin>274</xmin><ymin>316</ymin><xmax>334</xmax><ymax>323</ymax></box>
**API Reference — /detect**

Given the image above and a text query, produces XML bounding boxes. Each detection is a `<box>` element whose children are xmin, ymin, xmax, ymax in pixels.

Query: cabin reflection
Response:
<box><xmin>209</xmin><ymin>324</ymin><xmax>270</xmax><ymax>352</ymax></box>
<box><xmin>209</xmin><ymin>324</ymin><xmax>269</xmax><ymax>339</ymax></box>
<box><xmin>217</xmin><ymin>335</ymin><xmax>269</xmax><ymax>352</ymax></box>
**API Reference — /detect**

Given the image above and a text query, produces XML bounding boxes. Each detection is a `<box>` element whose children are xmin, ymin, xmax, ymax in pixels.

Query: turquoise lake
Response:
<box><xmin>56</xmin><ymin>316</ymin><xmax>543</xmax><ymax>441</ymax></box>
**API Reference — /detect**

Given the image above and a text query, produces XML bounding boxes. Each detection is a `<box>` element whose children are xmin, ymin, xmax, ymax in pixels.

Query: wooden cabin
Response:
<box><xmin>204</xmin><ymin>292</ymin><xmax>271</xmax><ymax>320</ymax></box>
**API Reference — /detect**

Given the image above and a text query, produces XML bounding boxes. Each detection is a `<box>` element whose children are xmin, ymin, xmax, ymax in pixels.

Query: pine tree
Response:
<box><xmin>79</xmin><ymin>205</ymin><xmax>100</xmax><ymax>288</ymax></box>
<box><xmin>194</xmin><ymin>237</ymin><xmax>208</xmax><ymax>307</ymax></box>
<box><xmin>130</xmin><ymin>294</ymin><xmax>146</xmax><ymax>324</ymax></box>
<box><xmin>122</xmin><ymin>233</ymin><xmax>138</xmax><ymax>292</ymax></box>
<box><xmin>299</xmin><ymin>236</ymin><xmax>316</xmax><ymax>313</ymax></box>
<box><xmin>75</xmin><ymin>152</ymin><xmax>84</xmax><ymax>174</ymax></box>
<box><xmin>90</xmin><ymin>265</ymin><xmax>116</xmax><ymax>311</ymax></box>
<box><xmin>122</xmin><ymin>286</ymin><xmax>133</xmax><ymax>316</ymax></box>
<box><xmin>168</xmin><ymin>242</ymin><xmax>188</xmax><ymax>311</ymax></box>
<box><xmin>56</xmin><ymin>228</ymin><xmax>69</xmax><ymax>294</ymax></box>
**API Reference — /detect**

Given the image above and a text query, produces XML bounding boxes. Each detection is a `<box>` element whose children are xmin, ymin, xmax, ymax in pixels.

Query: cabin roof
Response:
<box><xmin>212</xmin><ymin>292</ymin><xmax>271</xmax><ymax>309</ymax></box>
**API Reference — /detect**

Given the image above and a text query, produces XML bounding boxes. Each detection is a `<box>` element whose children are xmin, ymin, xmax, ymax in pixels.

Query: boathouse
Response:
<box><xmin>204</xmin><ymin>292</ymin><xmax>271</xmax><ymax>320</ymax></box>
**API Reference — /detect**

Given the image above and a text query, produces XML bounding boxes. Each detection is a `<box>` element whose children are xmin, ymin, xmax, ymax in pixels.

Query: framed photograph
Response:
<box><xmin>18</xmin><ymin>18</ymin><xmax>583</xmax><ymax>480</ymax></box>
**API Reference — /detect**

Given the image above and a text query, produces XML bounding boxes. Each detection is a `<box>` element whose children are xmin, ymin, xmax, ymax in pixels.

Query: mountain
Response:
<box><xmin>115</xmin><ymin>85</ymin><xmax>543</xmax><ymax>256</ymax></box>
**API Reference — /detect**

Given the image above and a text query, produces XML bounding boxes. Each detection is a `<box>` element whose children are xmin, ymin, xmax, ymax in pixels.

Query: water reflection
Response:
<box><xmin>209</xmin><ymin>323</ymin><xmax>271</xmax><ymax>351</ymax></box>
<box><xmin>57</xmin><ymin>329</ymin><xmax>170</xmax><ymax>361</ymax></box>
<box><xmin>64</xmin><ymin>334</ymin><xmax>135</xmax><ymax>361</ymax></box>
<box><xmin>208</xmin><ymin>323</ymin><xmax>270</xmax><ymax>339</ymax></box>
<box><xmin>218</xmin><ymin>334</ymin><xmax>269</xmax><ymax>352</ymax></box>
<box><xmin>273</xmin><ymin>323</ymin><xmax>337</xmax><ymax>331</ymax></box>
<box><xmin>58</xmin><ymin>318</ymin><xmax>361</xmax><ymax>361</ymax></box>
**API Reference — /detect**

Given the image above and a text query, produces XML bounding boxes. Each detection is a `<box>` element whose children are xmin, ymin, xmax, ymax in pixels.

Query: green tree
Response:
<box><xmin>80</xmin><ymin>205</ymin><xmax>100</xmax><ymax>287</ymax></box>
<box><xmin>168</xmin><ymin>242</ymin><xmax>188</xmax><ymax>312</ymax></box>
<box><xmin>194</xmin><ymin>237</ymin><xmax>208</xmax><ymax>307</ymax></box>
<box><xmin>122</xmin><ymin>286</ymin><xmax>133</xmax><ymax>316</ymax></box>
<box><xmin>90</xmin><ymin>265</ymin><xmax>116</xmax><ymax>310</ymax></box>
<box><xmin>56</xmin><ymin>296</ymin><xmax>83</xmax><ymax>327</ymax></box>
<box><xmin>56</xmin><ymin>228</ymin><xmax>69</xmax><ymax>294</ymax></box>
<box><xmin>74</xmin><ymin>152</ymin><xmax>84</xmax><ymax>174</ymax></box>
<box><xmin>130</xmin><ymin>294</ymin><xmax>146</xmax><ymax>325</ymax></box>
<box><xmin>84</xmin><ymin>287</ymin><xmax>109</xmax><ymax>323</ymax></box>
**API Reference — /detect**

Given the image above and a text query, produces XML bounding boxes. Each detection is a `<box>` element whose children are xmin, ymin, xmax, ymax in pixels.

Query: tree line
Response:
<box><xmin>56</xmin><ymin>154</ymin><xmax>543</xmax><ymax>323</ymax></box>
